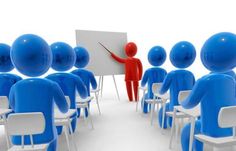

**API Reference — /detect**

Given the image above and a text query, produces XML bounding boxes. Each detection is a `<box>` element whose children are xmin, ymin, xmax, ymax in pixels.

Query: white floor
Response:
<box><xmin>0</xmin><ymin>94</ymin><xmax>224</xmax><ymax>151</ymax></box>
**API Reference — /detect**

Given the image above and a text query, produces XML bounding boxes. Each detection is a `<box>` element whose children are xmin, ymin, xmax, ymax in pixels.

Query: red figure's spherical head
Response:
<box><xmin>125</xmin><ymin>42</ymin><xmax>137</xmax><ymax>57</ymax></box>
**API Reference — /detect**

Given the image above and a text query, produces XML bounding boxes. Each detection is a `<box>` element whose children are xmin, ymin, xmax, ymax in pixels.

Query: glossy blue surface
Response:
<box><xmin>11</xmin><ymin>34</ymin><xmax>52</xmax><ymax>77</ymax></box>
<box><xmin>46</xmin><ymin>73</ymin><xmax>87</xmax><ymax>133</ymax></box>
<box><xmin>9</xmin><ymin>78</ymin><xmax>68</xmax><ymax>151</ymax></box>
<box><xmin>72</xmin><ymin>47</ymin><xmax>97</xmax><ymax>117</ymax></box>
<box><xmin>10</xmin><ymin>34</ymin><xmax>67</xmax><ymax>151</ymax></box>
<box><xmin>0</xmin><ymin>43</ymin><xmax>21</xmax><ymax>99</ymax></box>
<box><xmin>159</xmin><ymin>41</ymin><xmax>196</xmax><ymax>128</ymax></box>
<box><xmin>0</xmin><ymin>73</ymin><xmax>22</xmax><ymax>97</ymax></box>
<box><xmin>50</xmin><ymin>42</ymin><xmax>76</xmax><ymax>71</ymax></box>
<box><xmin>148</xmin><ymin>46</ymin><xmax>166</xmax><ymax>66</ymax></box>
<box><xmin>141</xmin><ymin>47</ymin><xmax>167</xmax><ymax>114</ymax></box>
<box><xmin>181</xmin><ymin>120</ymin><xmax>202</xmax><ymax>151</ymax></box>
<box><xmin>170</xmin><ymin>41</ymin><xmax>196</xmax><ymax>68</ymax></box>
<box><xmin>0</xmin><ymin>43</ymin><xmax>14</xmax><ymax>72</ymax></box>
<box><xmin>74</xmin><ymin>46</ymin><xmax>89</xmax><ymax>68</ymax></box>
<box><xmin>201</xmin><ymin>32</ymin><xmax>236</xmax><ymax>72</ymax></box>
<box><xmin>181</xmin><ymin>32</ymin><xmax>236</xmax><ymax>151</ymax></box>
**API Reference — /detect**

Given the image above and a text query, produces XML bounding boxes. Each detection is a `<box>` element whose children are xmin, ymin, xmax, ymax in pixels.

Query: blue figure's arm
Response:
<box><xmin>75</xmin><ymin>76</ymin><xmax>88</xmax><ymax>99</ymax></box>
<box><xmin>141</xmin><ymin>70</ymin><xmax>148</xmax><ymax>87</ymax></box>
<box><xmin>9</xmin><ymin>85</ymin><xmax>15</xmax><ymax>110</ymax></box>
<box><xmin>52</xmin><ymin>82</ymin><xmax>68</xmax><ymax>113</ymax></box>
<box><xmin>181</xmin><ymin>79</ymin><xmax>206</xmax><ymax>109</ymax></box>
<box><xmin>90</xmin><ymin>72</ymin><xmax>97</xmax><ymax>90</ymax></box>
<box><xmin>159</xmin><ymin>72</ymin><xmax>173</xmax><ymax>94</ymax></box>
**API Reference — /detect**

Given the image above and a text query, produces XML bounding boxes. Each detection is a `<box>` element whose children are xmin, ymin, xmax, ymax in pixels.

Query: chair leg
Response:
<box><xmin>175</xmin><ymin>118</ymin><xmax>179</xmax><ymax>142</ymax></box>
<box><xmin>188</xmin><ymin>117</ymin><xmax>196</xmax><ymax>151</ymax></box>
<box><xmin>95</xmin><ymin>92</ymin><xmax>101</xmax><ymax>115</ymax></box>
<box><xmin>68</xmin><ymin>120</ymin><xmax>78</xmax><ymax>151</ymax></box>
<box><xmin>64</xmin><ymin>126</ymin><xmax>71</xmax><ymax>151</ymax></box>
<box><xmin>83</xmin><ymin>107</ymin><xmax>88</xmax><ymax>125</ymax></box>
<box><xmin>150</xmin><ymin>103</ymin><xmax>155</xmax><ymax>125</ymax></box>
<box><xmin>169</xmin><ymin>109</ymin><xmax>177</xmax><ymax>149</ymax></box>
<box><xmin>87</xmin><ymin>106</ymin><xmax>94</xmax><ymax>130</ymax></box>
<box><xmin>3</xmin><ymin>115</ymin><xmax>10</xmax><ymax>149</ymax></box>
<box><xmin>161</xmin><ymin>102</ymin><xmax>166</xmax><ymax>134</ymax></box>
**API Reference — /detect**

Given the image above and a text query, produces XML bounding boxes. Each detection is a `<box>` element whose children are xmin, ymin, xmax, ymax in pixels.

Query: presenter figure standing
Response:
<box><xmin>100</xmin><ymin>42</ymin><xmax>143</xmax><ymax>102</ymax></box>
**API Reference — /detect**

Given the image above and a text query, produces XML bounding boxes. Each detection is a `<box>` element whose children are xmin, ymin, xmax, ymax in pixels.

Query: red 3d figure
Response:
<box><xmin>110</xmin><ymin>42</ymin><xmax>143</xmax><ymax>102</ymax></box>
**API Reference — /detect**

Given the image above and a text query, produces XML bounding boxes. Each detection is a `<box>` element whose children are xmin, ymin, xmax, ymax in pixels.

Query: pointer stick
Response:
<box><xmin>98</xmin><ymin>42</ymin><xmax>112</xmax><ymax>53</ymax></box>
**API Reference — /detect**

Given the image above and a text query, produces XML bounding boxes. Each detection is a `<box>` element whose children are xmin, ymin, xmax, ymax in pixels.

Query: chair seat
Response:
<box><xmin>195</xmin><ymin>134</ymin><xmax>236</xmax><ymax>147</ymax></box>
<box><xmin>54</xmin><ymin>109</ymin><xmax>77</xmax><ymax>119</ymax></box>
<box><xmin>145</xmin><ymin>99</ymin><xmax>162</xmax><ymax>104</ymax></box>
<box><xmin>90</xmin><ymin>89</ymin><xmax>100</xmax><ymax>93</ymax></box>
<box><xmin>55</xmin><ymin>118</ymin><xmax>73</xmax><ymax>126</ymax></box>
<box><xmin>76</xmin><ymin>96</ymin><xmax>94</xmax><ymax>104</ymax></box>
<box><xmin>166</xmin><ymin>111</ymin><xmax>188</xmax><ymax>118</ymax></box>
<box><xmin>8</xmin><ymin>144</ymin><xmax>49</xmax><ymax>151</ymax></box>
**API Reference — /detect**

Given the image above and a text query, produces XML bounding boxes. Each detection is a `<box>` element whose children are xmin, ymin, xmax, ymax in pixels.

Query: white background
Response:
<box><xmin>0</xmin><ymin>0</ymin><xmax>235</xmax><ymax>79</ymax></box>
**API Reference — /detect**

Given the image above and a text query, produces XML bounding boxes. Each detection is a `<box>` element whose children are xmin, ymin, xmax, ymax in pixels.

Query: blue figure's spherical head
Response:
<box><xmin>148</xmin><ymin>46</ymin><xmax>166</xmax><ymax>66</ymax></box>
<box><xmin>74</xmin><ymin>46</ymin><xmax>89</xmax><ymax>68</ymax></box>
<box><xmin>201</xmin><ymin>32</ymin><xmax>236</xmax><ymax>72</ymax></box>
<box><xmin>11</xmin><ymin>34</ymin><xmax>52</xmax><ymax>77</ymax></box>
<box><xmin>170</xmin><ymin>41</ymin><xmax>196</xmax><ymax>68</ymax></box>
<box><xmin>0</xmin><ymin>43</ymin><xmax>14</xmax><ymax>72</ymax></box>
<box><xmin>50</xmin><ymin>42</ymin><xmax>76</xmax><ymax>71</ymax></box>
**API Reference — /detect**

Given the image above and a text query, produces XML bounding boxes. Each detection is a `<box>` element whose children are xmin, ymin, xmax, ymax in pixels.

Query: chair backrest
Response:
<box><xmin>178</xmin><ymin>90</ymin><xmax>191</xmax><ymax>104</ymax></box>
<box><xmin>65</xmin><ymin>96</ymin><xmax>71</xmax><ymax>108</ymax></box>
<box><xmin>7</xmin><ymin>112</ymin><xmax>45</xmax><ymax>136</ymax></box>
<box><xmin>152</xmin><ymin>83</ymin><xmax>162</xmax><ymax>94</ymax></box>
<box><xmin>218</xmin><ymin>106</ymin><xmax>236</xmax><ymax>128</ymax></box>
<box><xmin>0</xmin><ymin>96</ymin><xmax>9</xmax><ymax>109</ymax></box>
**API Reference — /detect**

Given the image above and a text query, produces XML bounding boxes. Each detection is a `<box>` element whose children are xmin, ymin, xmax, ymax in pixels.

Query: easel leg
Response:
<box><xmin>112</xmin><ymin>75</ymin><xmax>120</xmax><ymax>100</ymax></box>
<box><xmin>101</xmin><ymin>76</ymin><xmax>104</xmax><ymax>98</ymax></box>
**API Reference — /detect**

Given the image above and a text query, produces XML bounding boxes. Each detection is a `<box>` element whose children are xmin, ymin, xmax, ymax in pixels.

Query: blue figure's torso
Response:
<box><xmin>72</xmin><ymin>69</ymin><xmax>97</xmax><ymax>96</ymax></box>
<box><xmin>46</xmin><ymin>73</ymin><xmax>87</xmax><ymax>109</ymax></box>
<box><xmin>9</xmin><ymin>78</ymin><xmax>68</xmax><ymax>145</ymax></box>
<box><xmin>210</xmin><ymin>70</ymin><xmax>236</xmax><ymax>80</ymax></box>
<box><xmin>160</xmin><ymin>70</ymin><xmax>195</xmax><ymax>110</ymax></box>
<box><xmin>0</xmin><ymin>73</ymin><xmax>21</xmax><ymax>97</ymax></box>
<box><xmin>141</xmin><ymin>67</ymin><xmax>167</xmax><ymax>99</ymax></box>
<box><xmin>183</xmin><ymin>74</ymin><xmax>236</xmax><ymax>137</ymax></box>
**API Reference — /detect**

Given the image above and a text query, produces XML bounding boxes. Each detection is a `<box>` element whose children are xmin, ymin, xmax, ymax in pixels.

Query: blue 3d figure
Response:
<box><xmin>71</xmin><ymin>46</ymin><xmax>97</xmax><ymax>117</ymax></box>
<box><xmin>46</xmin><ymin>42</ymin><xmax>88</xmax><ymax>134</ymax></box>
<box><xmin>141</xmin><ymin>46</ymin><xmax>167</xmax><ymax>114</ymax></box>
<box><xmin>0</xmin><ymin>43</ymin><xmax>21</xmax><ymax>98</ymax></box>
<box><xmin>9</xmin><ymin>34</ymin><xmax>68</xmax><ymax>151</ymax></box>
<box><xmin>181</xmin><ymin>32</ymin><xmax>236</xmax><ymax>151</ymax></box>
<box><xmin>159</xmin><ymin>41</ymin><xmax>196</xmax><ymax>128</ymax></box>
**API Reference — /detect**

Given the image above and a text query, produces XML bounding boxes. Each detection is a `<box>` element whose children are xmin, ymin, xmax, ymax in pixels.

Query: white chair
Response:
<box><xmin>0</xmin><ymin>96</ymin><xmax>12</xmax><ymax>149</ymax></box>
<box><xmin>6</xmin><ymin>112</ymin><xmax>49</xmax><ymax>151</ymax></box>
<box><xmin>76</xmin><ymin>96</ymin><xmax>94</xmax><ymax>129</ymax></box>
<box><xmin>145</xmin><ymin>83</ymin><xmax>165</xmax><ymax>125</ymax></box>
<box><xmin>90</xmin><ymin>88</ymin><xmax>101</xmax><ymax>115</ymax></box>
<box><xmin>136</xmin><ymin>86</ymin><xmax>147</xmax><ymax>112</ymax></box>
<box><xmin>54</xmin><ymin>96</ymin><xmax>78</xmax><ymax>151</ymax></box>
<box><xmin>195</xmin><ymin>106</ymin><xmax>236</xmax><ymax>151</ymax></box>
<box><xmin>168</xmin><ymin>90</ymin><xmax>191</xmax><ymax>148</ymax></box>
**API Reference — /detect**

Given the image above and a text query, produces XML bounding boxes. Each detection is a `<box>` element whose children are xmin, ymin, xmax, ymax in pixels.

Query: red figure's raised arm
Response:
<box><xmin>111</xmin><ymin>53</ymin><xmax>126</xmax><ymax>63</ymax></box>
<box><xmin>137</xmin><ymin>59</ymin><xmax>143</xmax><ymax>80</ymax></box>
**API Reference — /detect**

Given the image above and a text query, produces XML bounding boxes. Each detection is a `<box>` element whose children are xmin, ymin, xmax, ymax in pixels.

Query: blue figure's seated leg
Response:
<box><xmin>47</xmin><ymin>139</ymin><xmax>57</xmax><ymax>151</ymax></box>
<box><xmin>71</xmin><ymin>116</ymin><xmax>77</xmax><ymax>133</ymax></box>
<box><xmin>142</xmin><ymin>93</ymin><xmax>150</xmax><ymax>114</ymax></box>
<box><xmin>56</xmin><ymin>126</ymin><xmax>63</xmax><ymax>135</ymax></box>
<box><xmin>84</xmin><ymin>100</ymin><xmax>91</xmax><ymax>117</ymax></box>
<box><xmin>77</xmin><ymin>108</ymin><xmax>81</xmax><ymax>117</ymax></box>
<box><xmin>181</xmin><ymin>120</ymin><xmax>203</xmax><ymax>151</ymax></box>
<box><xmin>158</xmin><ymin>102</ymin><xmax>170</xmax><ymax>129</ymax></box>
